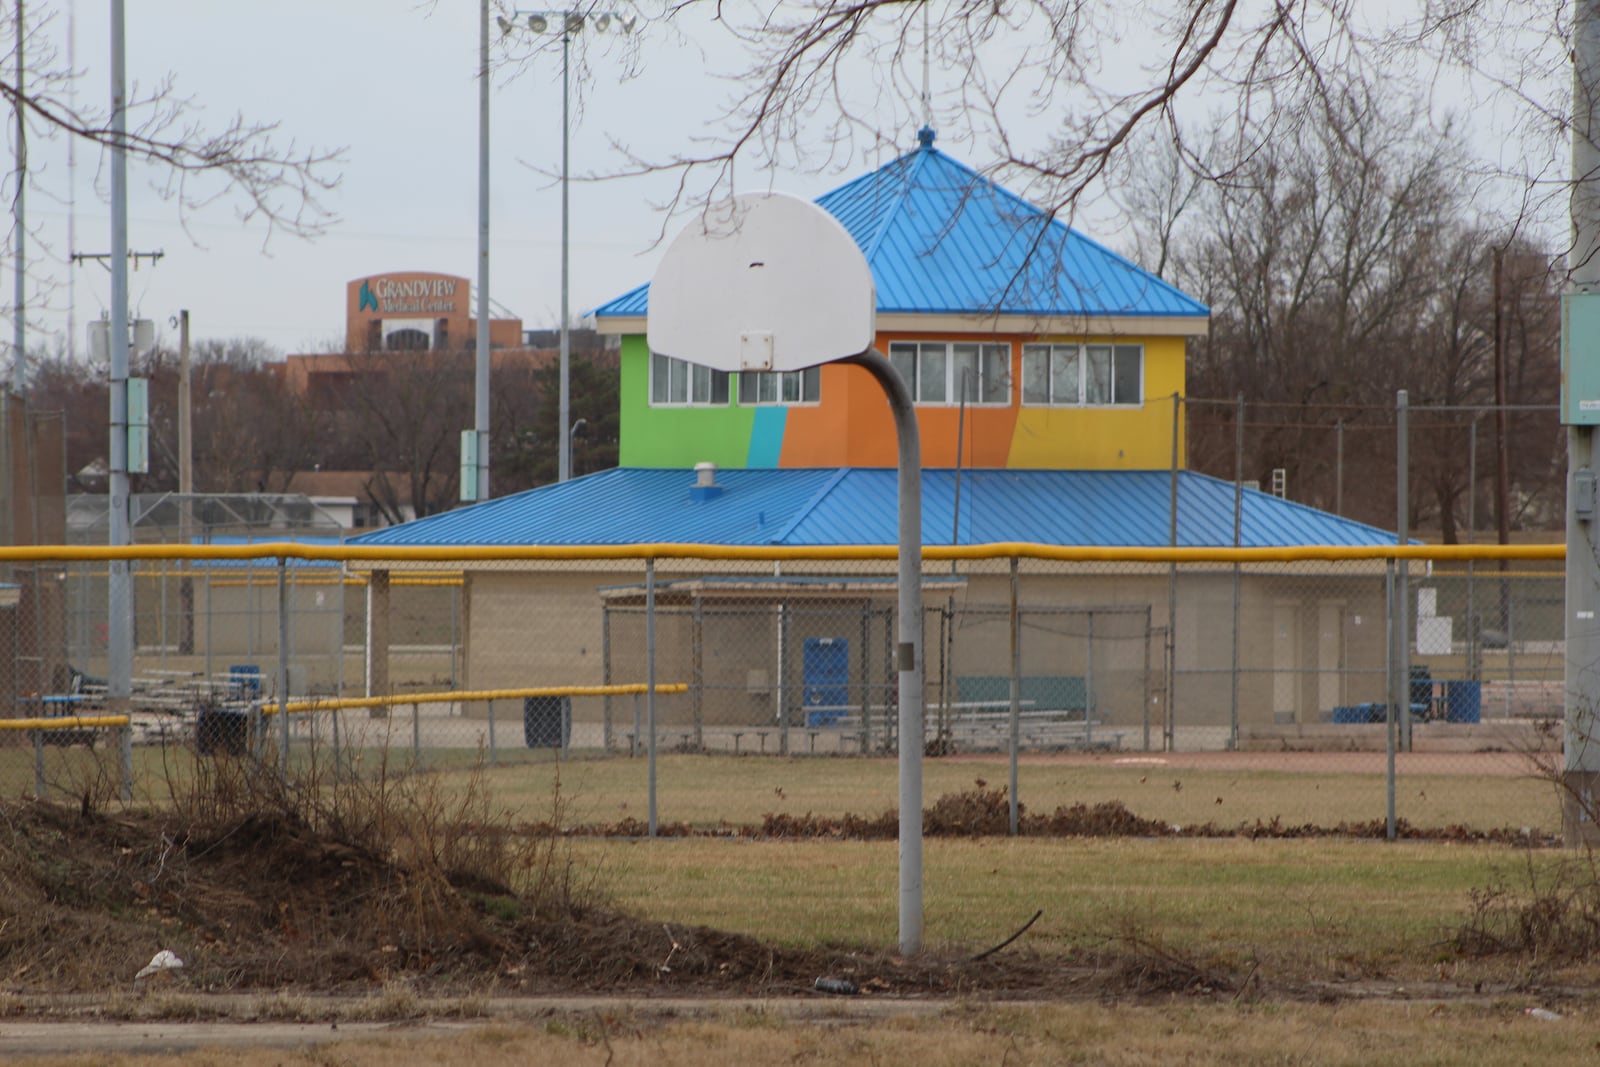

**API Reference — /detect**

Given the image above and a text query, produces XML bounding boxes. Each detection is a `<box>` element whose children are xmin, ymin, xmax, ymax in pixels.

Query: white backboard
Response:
<box><xmin>648</xmin><ymin>192</ymin><xmax>876</xmax><ymax>373</ymax></box>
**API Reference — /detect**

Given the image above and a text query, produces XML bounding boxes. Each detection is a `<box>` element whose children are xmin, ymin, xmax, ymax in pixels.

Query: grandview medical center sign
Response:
<box><xmin>357</xmin><ymin>275</ymin><xmax>461</xmax><ymax>315</ymax></box>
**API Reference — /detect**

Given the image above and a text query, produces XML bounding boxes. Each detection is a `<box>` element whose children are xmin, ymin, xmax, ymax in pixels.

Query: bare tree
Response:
<box><xmin>635</xmin><ymin>2</ymin><xmax>1569</xmax><ymax>266</ymax></box>
<box><xmin>0</xmin><ymin>7</ymin><xmax>341</xmax><ymax>242</ymax></box>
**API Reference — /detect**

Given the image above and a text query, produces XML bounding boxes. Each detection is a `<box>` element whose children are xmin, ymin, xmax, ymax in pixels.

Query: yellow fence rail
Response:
<box><xmin>0</xmin><ymin>542</ymin><xmax>1568</xmax><ymax>564</ymax></box>
<box><xmin>275</xmin><ymin>683</ymin><xmax>687</xmax><ymax>717</ymax></box>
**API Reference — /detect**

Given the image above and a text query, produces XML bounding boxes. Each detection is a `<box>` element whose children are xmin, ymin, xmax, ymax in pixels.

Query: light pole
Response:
<box><xmin>501</xmin><ymin>9</ymin><xmax>636</xmax><ymax>483</ymax></box>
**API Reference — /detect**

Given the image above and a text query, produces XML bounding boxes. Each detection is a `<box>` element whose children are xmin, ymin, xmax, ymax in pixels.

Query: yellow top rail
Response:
<box><xmin>0</xmin><ymin>715</ymin><xmax>131</xmax><ymax>732</ymax></box>
<box><xmin>275</xmin><ymin>683</ymin><xmax>687</xmax><ymax>716</ymax></box>
<box><xmin>0</xmin><ymin>541</ymin><xmax>1567</xmax><ymax>564</ymax></box>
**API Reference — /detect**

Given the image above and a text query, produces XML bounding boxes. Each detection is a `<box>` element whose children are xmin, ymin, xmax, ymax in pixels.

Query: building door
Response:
<box><xmin>1317</xmin><ymin>602</ymin><xmax>1345</xmax><ymax>716</ymax></box>
<box><xmin>802</xmin><ymin>637</ymin><xmax>849</xmax><ymax>726</ymax></box>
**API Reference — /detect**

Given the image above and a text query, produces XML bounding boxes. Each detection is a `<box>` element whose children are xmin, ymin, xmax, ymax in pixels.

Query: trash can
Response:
<box><xmin>523</xmin><ymin>695</ymin><xmax>572</xmax><ymax>749</ymax></box>
<box><xmin>196</xmin><ymin>706</ymin><xmax>251</xmax><ymax>756</ymax></box>
<box><xmin>1445</xmin><ymin>680</ymin><xmax>1482</xmax><ymax>724</ymax></box>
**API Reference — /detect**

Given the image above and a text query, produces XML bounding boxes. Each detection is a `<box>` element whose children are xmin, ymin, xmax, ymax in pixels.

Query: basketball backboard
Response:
<box><xmin>647</xmin><ymin>192</ymin><xmax>876</xmax><ymax>373</ymax></box>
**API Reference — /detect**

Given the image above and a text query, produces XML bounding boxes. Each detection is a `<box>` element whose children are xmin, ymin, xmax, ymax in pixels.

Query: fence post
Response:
<box><xmin>120</xmin><ymin>722</ymin><xmax>133</xmax><ymax>803</ymax></box>
<box><xmin>488</xmin><ymin>697</ymin><xmax>497</xmax><ymax>766</ymax></box>
<box><xmin>33</xmin><ymin>730</ymin><xmax>44</xmax><ymax>800</ymax></box>
<box><xmin>1008</xmin><ymin>557</ymin><xmax>1020</xmax><ymax>836</ymax></box>
<box><xmin>646</xmin><ymin>557</ymin><xmax>658</xmax><ymax>838</ymax></box>
<box><xmin>778</xmin><ymin>601</ymin><xmax>790</xmax><ymax>757</ymax></box>
<box><xmin>412</xmin><ymin>701</ymin><xmax>421</xmax><ymax>766</ymax></box>
<box><xmin>277</xmin><ymin>557</ymin><xmax>290</xmax><ymax>785</ymax></box>
<box><xmin>601</xmin><ymin>603</ymin><xmax>613</xmax><ymax>753</ymax></box>
<box><xmin>1230</xmin><ymin>393</ymin><xmax>1243</xmax><ymax>748</ymax></box>
<box><xmin>1396</xmin><ymin>389</ymin><xmax>1412</xmax><ymax>751</ymax></box>
<box><xmin>1167</xmin><ymin>392</ymin><xmax>1181</xmax><ymax>752</ymax></box>
<box><xmin>692</xmin><ymin>595</ymin><xmax>704</xmax><ymax>751</ymax></box>
<box><xmin>1385</xmin><ymin>557</ymin><xmax>1398</xmax><ymax>842</ymax></box>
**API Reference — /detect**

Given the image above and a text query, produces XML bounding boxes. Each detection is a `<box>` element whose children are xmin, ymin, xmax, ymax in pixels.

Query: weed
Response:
<box><xmin>1456</xmin><ymin>849</ymin><xmax>1600</xmax><ymax>961</ymax></box>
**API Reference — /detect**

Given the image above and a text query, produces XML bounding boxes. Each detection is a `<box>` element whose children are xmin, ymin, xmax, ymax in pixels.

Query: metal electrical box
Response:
<box><xmin>1562</xmin><ymin>293</ymin><xmax>1600</xmax><ymax>425</ymax></box>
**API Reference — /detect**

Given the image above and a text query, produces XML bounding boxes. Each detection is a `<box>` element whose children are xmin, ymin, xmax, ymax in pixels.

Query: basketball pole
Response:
<box><xmin>843</xmin><ymin>350</ymin><xmax>924</xmax><ymax>956</ymax></box>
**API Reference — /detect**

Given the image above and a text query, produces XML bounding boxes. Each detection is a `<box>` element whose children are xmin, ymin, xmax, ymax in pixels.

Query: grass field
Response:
<box><xmin>10</xmin><ymin>747</ymin><xmax>1596</xmax><ymax>1065</ymax></box>
<box><xmin>473</xmin><ymin>752</ymin><xmax>1561</xmax><ymax>834</ymax></box>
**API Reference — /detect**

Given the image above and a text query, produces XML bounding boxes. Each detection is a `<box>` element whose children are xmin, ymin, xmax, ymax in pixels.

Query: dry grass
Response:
<box><xmin>472</xmin><ymin>754</ymin><xmax>1558</xmax><ymax>834</ymax></box>
<box><xmin>16</xmin><ymin>1000</ymin><xmax>1600</xmax><ymax>1066</ymax></box>
<box><xmin>581</xmin><ymin>835</ymin><xmax>1535</xmax><ymax>977</ymax></box>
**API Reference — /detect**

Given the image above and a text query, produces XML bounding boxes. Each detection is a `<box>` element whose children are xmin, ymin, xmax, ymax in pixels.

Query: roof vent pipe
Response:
<box><xmin>690</xmin><ymin>462</ymin><xmax>723</xmax><ymax>501</ymax></box>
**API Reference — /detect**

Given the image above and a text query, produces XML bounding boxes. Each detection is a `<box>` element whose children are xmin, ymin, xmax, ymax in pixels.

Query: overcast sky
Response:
<box><xmin>13</xmin><ymin>1</ymin><xmax>958</xmax><ymax>359</ymax></box>
<box><xmin>11</xmin><ymin>2</ymin><xmax>1568</xmax><ymax>361</ymax></box>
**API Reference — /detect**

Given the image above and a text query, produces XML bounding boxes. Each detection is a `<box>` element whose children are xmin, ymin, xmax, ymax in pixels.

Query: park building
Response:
<box><xmin>335</xmin><ymin>127</ymin><xmax>1461</xmax><ymax>754</ymax></box>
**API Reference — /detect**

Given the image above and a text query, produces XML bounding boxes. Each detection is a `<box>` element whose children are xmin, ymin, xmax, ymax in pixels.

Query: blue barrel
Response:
<box><xmin>1445</xmin><ymin>681</ymin><xmax>1482</xmax><ymax>723</ymax></box>
<box><xmin>1332</xmin><ymin>706</ymin><xmax>1365</xmax><ymax>724</ymax></box>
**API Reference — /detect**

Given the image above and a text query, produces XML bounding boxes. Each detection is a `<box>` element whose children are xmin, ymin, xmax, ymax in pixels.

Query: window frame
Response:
<box><xmin>735</xmin><ymin>366</ymin><xmax>822</xmax><ymax>407</ymax></box>
<box><xmin>887</xmin><ymin>341</ymin><xmax>1012</xmax><ymax>406</ymax></box>
<box><xmin>649</xmin><ymin>351</ymin><xmax>730</xmax><ymax>407</ymax></box>
<box><xmin>1020</xmin><ymin>342</ymin><xmax>1144</xmax><ymax>408</ymax></box>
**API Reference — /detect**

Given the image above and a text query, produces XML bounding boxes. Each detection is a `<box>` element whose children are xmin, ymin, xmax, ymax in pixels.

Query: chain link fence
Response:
<box><xmin>0</xmin><ymin>544</ymin><xmax>1568</xmax><ymax>833</ymax></box>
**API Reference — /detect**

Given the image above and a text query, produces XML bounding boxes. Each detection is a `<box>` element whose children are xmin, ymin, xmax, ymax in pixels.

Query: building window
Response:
<box><xmin>737</xmin><ymin>367</ymin><xmax>821</xmax><ymax>405</ymax></box>
<box><xmin>651</xmin><ymin>352</ymin><xmax>730</xmax><ymax>406</ymax></box>
<box><xmin>1021</xmin><ymin>343</ymin><xmax>1142</xmax><ymax>406</ymax></box>
<box><xmin>888</xmin><ymin>341</ymin><xmax>1010</xmax><ymax>405</ymax></box>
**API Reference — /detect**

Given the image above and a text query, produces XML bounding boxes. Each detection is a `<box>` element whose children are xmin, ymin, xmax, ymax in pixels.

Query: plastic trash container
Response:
<box><xmin>523</xmin><ymin>695</ymin><xmax>572</xmax><ymax>749</ymax></box>
<box><xmin>196</xmin><ymin>706</ymin><xmax>251</xmax><ymax>756</ymax></box>
<box><xmin>1445</xmin><ymin>680</ymin><xmax>1482</xmax><ymax>723</ymax></box>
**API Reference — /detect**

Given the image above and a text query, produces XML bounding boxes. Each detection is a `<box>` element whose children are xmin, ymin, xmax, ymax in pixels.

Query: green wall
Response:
<box><xmin>618</xmin><ymin>335</ymin><xmax>756</xmax><ymax>467</ymax></box>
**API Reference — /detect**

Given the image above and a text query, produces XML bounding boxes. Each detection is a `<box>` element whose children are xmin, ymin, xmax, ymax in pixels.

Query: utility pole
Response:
<box><xmin>1563</xmin><ymin>0</ymin><xmax>1600</xmax><ymax>841</ymax></box>
<box><xmin>474</xmin><ymin>0</ymin><xmax>491</xmax><ymax>502</ymax></box>
<box><xmin>108</xmin><ymin>0</ymin><xmax>132</xmax><ymax>705</ymax></box>
<box><xmin>11</xmin><ymin>0</ymin><xmax>24</xmax><ymax>396</ymax></box>
<box><xmin>178</xmin><ymin>309</ymin><xmax>194</xmax><ymax>654</ymax></box>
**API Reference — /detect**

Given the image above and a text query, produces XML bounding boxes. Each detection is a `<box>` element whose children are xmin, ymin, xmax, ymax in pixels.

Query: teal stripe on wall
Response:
<box><xmin>746</xmin><ymin>407</ymin><xmax>788</xmax><ymax>468</ymax></box>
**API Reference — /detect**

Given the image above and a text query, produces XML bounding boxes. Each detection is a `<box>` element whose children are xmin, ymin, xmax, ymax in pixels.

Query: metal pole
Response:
<box><xmin>841</xmin><ymin>349</ymin><xmax>924</xmax><ymax>957</ymax></box>
<box><xmin>1231</xmin><ymin>393</ymin><xmax>1243</xmax><ymax>745</ymax></box>
<box><xmin>692</xmin><ymin>595</ymin><xmax>703</xmax><ymax>750</ymax></box>
<box><xmin>475</xmin><ymin>0</ymin><xmax>491</xmax><ymax>501</ymax></box>
<box><xmin>108</xmin><ymin>0</ymin><xmax>132</xmax><ymax>707</ymax></box>
<box><xmin>1008</xmin><ymin>556</ymin><xmax>1020</xmax><ymax>836</ymax></box>
<box><xmin>1396</xmin><ymin>390</ymin><xmax>1411</xmax><ymax>751</ymax></box>
<box><xmin>12</xmin><ymin>0</ymin><xmax>25</xmax><ymax>396</ymax></box>
<box><xmin>778</xmin><ymin>601</ymin><xmax>789</xmax><ymax>756</ymax></box>
<box><xmin>1567</xmin><ymin>0</ymin><xmax>1600</xmax><ymax>840</ymax></box>
<box><xmin>1467</xmin><ymin>416</ymin><xmax>1478</xmax><ymax>681</ymax></box>
<box><xmin>1385</xmin><ymin>559</ymin><xmax>1397</xmax><ymax>841</ymax></box>
<box><xmin>277</xmin><ymin>558</ymin><xmax>290</xmax><ymax>784</ymax></box>
<box><xmin>646</xmin><ymin>558</ymin><xmax>657</xmax><ymax>837</ymax></box>
<box><xmin>601</xmin><ymin>603</ymin><xmax>613</xmax><ymax>752</ymax></box>
<box><xmin>488</xmin><ymin>697</ymin><xmax>497</xmax><ymax>766</ymax></box>
<box><xmin>557</xmin><ymin>25</ymin><xmax>572</xmax><ymax>483</ymax></box>
<box><xmin>1335</xmin><ymin>419</ymin><xmax>1344</xmax><ymax>516</ymax></box>
<box><xmin>1166</xmin><ymin>392</ymin><xmax>1180</xmax><ymax>751</ymax></box>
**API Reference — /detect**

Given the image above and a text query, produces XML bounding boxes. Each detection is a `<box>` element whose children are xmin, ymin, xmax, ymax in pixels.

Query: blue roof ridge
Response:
<box><xmin>771</xmin><ymin>467</ymin><xmax>854</xmax><ymax>544</ymax></box>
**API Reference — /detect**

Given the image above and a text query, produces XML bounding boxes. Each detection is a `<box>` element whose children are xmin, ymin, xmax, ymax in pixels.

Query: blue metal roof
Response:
<box><xmin>591</xmin><ymin>128</ymin><xmax>1208</xmax><ymax>322</ymax></box>
<box><xmin>351</xmin><ymin>467</ymin><xmax>1396</xmax><ymax>548</ymax></box>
